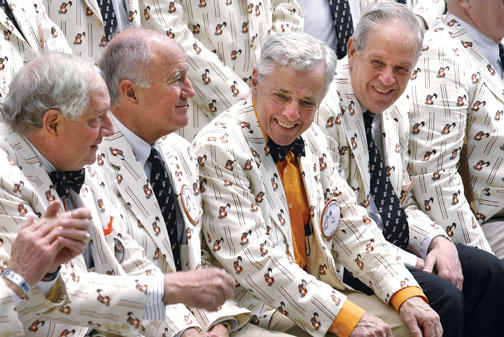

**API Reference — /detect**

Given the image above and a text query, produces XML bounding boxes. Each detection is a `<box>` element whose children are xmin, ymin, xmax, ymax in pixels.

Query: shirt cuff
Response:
<box><xmin>390</xmin><ymin>286</ymin><xmax>427</xmax><ymax>312</ymax></box>
<box><xmin>328</xmin><ymin>299</ymin><xmax>365</xmax><ymax>337</ymax></box>
<box><xmin>143</xmin><ymin>275</ymin><xmax>166</xmax><ymax>321</ymax></box>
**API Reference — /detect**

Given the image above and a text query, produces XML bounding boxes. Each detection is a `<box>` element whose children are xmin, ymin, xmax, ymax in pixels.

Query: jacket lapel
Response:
<box><xmin>0</xmin><ymin>5</ymin><xmax>25</xmax><ymax>42</ymax></box>
<box><xmin>239</xmin><ymin>100</ymin><xmax>295</xmax><ymax>257</ymax></box>
<box><xmin>337</xmin><ymin>64</ymin><xmax>372</xmax><ymax>196</ymax></box>
<box><xmin>83</xmin><ymin>0</ymin><xmax>104</xmax><ymax>25</ymax></box>
<box><xmin>102</xmin><ymin>131</ymin><xmax>177</xmax><ymax>271</ymax></box>
<box><xmin>4</xmin><ymin>1</ymin><xmax>39</xmax><ymax>48</ymax></box>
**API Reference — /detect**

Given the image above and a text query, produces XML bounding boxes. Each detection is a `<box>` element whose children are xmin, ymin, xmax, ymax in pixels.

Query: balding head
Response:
<box><xmin>98</xmin><ymin>28</ymin><xmax>183</xmax><ymax>106</ymax></box>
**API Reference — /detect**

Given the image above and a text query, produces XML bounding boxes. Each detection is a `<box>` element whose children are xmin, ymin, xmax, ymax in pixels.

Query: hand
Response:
<box><xmin>424</xmin><ymin>236</ymin><xmax>463</xmax><ymax>290</ymax></box>
<box><xmin>8</xmin><ymin>201</ymin><xmax>92</xmax><ymax>285</ymax></box>
<box><xmin>415</xmin><ymin>257</ymin><xmax>425</xmax><ymax>270</ymax></box>
<box><xmin>163</xmin><ymin>268</ymin><xmax>235</xmax><ymax>311</ymax></box>
<box><xmin>206</xmin><ymin>323</ymin><xmax>230</xmax><ymax>337</ymax></box>
<box><xmin>399</xmin><ymin>297</ymin><xmax>442</xmax><ymax>337</ymax></box>
<box><xmin>181</xmin><ymin>328</ymin><xmax>203</xmax><ymax>337</ymax></box>
<box><xmin>349</xmin><ymin>312</ymin><xmax>392</xmax><ymax>337</ymax></box>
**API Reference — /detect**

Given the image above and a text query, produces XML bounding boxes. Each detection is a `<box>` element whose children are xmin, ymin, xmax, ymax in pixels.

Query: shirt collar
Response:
<box><xmin>24</xmin><ymin>137</ymin><xmax>56</xmax><ymax>173</ymax></box>
<box><xmin>110</xmin><ymin>113</ymin><xmax>161</xmax><ymax>168</ymax></box>
<box><xmin>453</xmin><ymin>14</ymin><xmax>501</xmax><ymax>71</ymax></box>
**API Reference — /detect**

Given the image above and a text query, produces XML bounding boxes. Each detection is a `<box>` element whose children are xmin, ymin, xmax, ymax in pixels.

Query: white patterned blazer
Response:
<box><xmin>193</xmin><ymin>97</ymin><xmax>418</xmax><ymax>336</ymax></box>
<box><xmin>317</xmin><ymin>61</ymin><xmax>448</xmax><ymax>260</ymax></box>
<box><xmin>126</xmin><ymin>0</ymin><xmax>303</xmax><ymax>140</ymax></box>
<box><xmin>405</xmin><ymin>14</ymin><xmax>502</xmax><ymax>251</ymax></box>
<box><xmin>0</xmin><ymin>124</ymin><xmax>156</xmax><ymax>337</ymax></box>
<box><xmin>0</xmin><ymin>248</ymin><xmax>24</xmax><ymax>337</ymax></box>
<box><xmin>95</xmin><ymin>128</ymin><xmax>250</xmax><ymax>336</ymax></box>
<box><xmin>43</xmin><ymin>0</ymin><xmax>108</xmax><ymax>61</ymax></box>
<box><xmin>0</xmin><ymin>0</ymin><xmax>71</xmax><ymax>102</ymax></box>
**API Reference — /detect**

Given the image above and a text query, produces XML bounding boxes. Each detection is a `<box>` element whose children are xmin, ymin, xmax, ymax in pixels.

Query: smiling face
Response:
<box><xmin>133</xmin><ymin>39</ymin><xmax>195</xmax><ymax>144</ymax></box>
<box><xmin>251</xmin><ymin>62</ymin><xmax>326</xmax><ymax>146</ymax></box>
<box><xmin>348</xmin><ymin>21</ymin><xmax>418</xmax><ymax>114</ymax></box>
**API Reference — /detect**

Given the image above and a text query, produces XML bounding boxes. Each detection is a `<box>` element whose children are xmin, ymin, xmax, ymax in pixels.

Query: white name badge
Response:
<box><xmin>181</xmin><ymin>184</ymin><xmax>200</xmax><ymax>225</ymax></box>
<box><xmin>321</xmin><ymin>199</ymin><xmax>340</xmax><ymax>239</ymax></box>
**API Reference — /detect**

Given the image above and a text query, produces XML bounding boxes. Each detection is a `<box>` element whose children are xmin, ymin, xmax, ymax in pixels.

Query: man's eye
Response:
<box><xmin>274</xmin><ymin>93</ymin><xmax>289</xmax><ymax>100</ymax></box>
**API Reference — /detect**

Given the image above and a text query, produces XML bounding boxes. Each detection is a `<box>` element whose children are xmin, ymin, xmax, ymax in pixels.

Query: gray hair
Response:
<box><xmin>2</xmin><ymin>52</ymin><xmax>100</xmax><ymax>133</ymax></box>
<box><xmin>256</xmin><ymin>32</ymin><xmax>337</xmax><ymax>94</ymax></box>
<box><xmin>353</xmin><ymin>2</ymin><xmax>424</xmax><ymax>58</ymax></box>
<box><xmin>98</xmin><ymin>29</ymin><xmax>156</xmax><ymax>105</ymax></box>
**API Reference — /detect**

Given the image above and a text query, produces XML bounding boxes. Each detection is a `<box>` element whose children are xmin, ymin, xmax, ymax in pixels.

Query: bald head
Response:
<box><xmin>98</xmin><ymin>28</ymin><xmax>183</xmax><ymax>106</ymax></box>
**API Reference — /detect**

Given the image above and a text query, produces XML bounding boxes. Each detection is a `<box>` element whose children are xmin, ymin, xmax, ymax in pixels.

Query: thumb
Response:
<box><xmin>43</xmin><ymin>200</ymin><xmax>61</xmax><ymax>218</ymax></box>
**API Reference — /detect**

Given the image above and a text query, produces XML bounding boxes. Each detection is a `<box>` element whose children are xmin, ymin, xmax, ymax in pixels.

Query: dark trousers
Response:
<box><xmin>344</xmin><ymin>244</ymin><xmax>504</xmax><ymax>337</ymax></box>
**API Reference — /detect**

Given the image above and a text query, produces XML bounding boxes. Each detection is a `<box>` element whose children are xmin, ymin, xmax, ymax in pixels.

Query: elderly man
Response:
<box><xmin>406</xmin><ymin>0</ymin><xmax>504</xmax><ymax>259</ymax></box>
<box><xmin>93</xmin><ymin>28</ymin><xmax>285</xmax><ymax>337</ymax></box>
<box><xmin>0</xmin><ymin>0</ymin><xmax>70</xmax><ymax>102</ymax></box>
<box><xmin>124</xmin><ymin>0</ymin><xmax>303</xmax><ymax>141</ymax></box>
<box><xmin>0</xmin><ymin>201</ymin><xmax>90</xmax><ymax>335</ymax></box>
<box><xmin>0</xmin><ymin>52</ymin><xmax>235</xmax><ymax>337</ymax></box>
<box><xmin>317</xmin><ymin>3</ymin><xmax>504</xmax><ymax>336</ymax></box>
<box><xmin>297</xmin><ymin>0</ymin><xmax>446</xmax><ymax>59</ymax></box>
<box><xmin>194</xmin><ymin>32</ymin><xmax>443</xmax><ymax>337</ymax></box>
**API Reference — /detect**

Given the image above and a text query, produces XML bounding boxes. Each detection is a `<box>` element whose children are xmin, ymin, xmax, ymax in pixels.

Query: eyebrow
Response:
<box><xmin>276</xmin><ymin>88</ymin><xmax>316</xmax><ymax>102</ymax></box>
<box><xmin>163</xmin><ymin>69</ymin><xmax>186</xmax><ymax>85</ymax></box>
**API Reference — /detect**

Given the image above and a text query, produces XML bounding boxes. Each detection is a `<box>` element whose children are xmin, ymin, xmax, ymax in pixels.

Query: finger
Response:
<box><xmin>422</xmin><ymin>255</ymin><xmax>436</xmax><ymax>274</ymax></box>
<box><xmin>54</xmin><ymin>236</ymin><xmax>88</xmax><ymax>256</ymax></box>
<box><xmin>43</xmin><ymin>200</ymin><xmax>61</xmax><ymax>218</ymax></box>
<box><xmin>21</xmin><ymin>215</ymin><xmax>36</xmax><ymax>229</ymax></box>
<box><xmin>56</xmin><ymin>226</ymin><xmax>91</xmax><ymax>243</ymax></box>
<box><xmin>59</xmin><ymin>217</ymin><xmax>91</xmax><ymax>231</ymax></box>
<box><xmin>66</xmin><ymin>207</ymin><xmax>92</xmax><ymax>220</ymax></box>
<box><xmin>405</xmin><ymin>320</ymin><xmax>422</xmax><ymax>337</ymax></box>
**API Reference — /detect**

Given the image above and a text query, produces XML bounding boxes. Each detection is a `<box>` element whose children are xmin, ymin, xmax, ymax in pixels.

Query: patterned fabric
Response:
<box><xmin>0</xmin><ymin>0</ymin><xmax>71</xmax><ymax>102</ymax></box>
<box><xmin>193</xmin><ymin>97</ymin><xmax>419</xmax><ymax>335</ymax></box>
<box><xmin>95</xmin><ymin>129</ymin><xmax>251</xmax><ymax>336</ymax></box>
<box><xmin>330</xmin><ymin>0</ymin><xmax>353</xmax><ymax>59</ymax></box>
<box><xmin>0</xmin><ymin>125</ymin><xmax>152</xmax><ymax>337</ymax></box>
<box><xmin>316</xmin><ymin>60</ymin><xmax>448</xmax><ymax>261</ymax></box>
<box><xmin>148</xmin><ymin>148</ymin><xmax>181</xmax><ymax>271</ymax></box>
<box><xmin>267</xmin><ymin>137</ymin><xmax>305</xmax><ymax>163</ymax></box>
<box><xmin>43</xmin><ymin>0</ymin><xmax>108</xmax><ymax>59</ymax></box>
<box><xmin>363</xmin><ymin>111</ymin><xmax>409</xmax><ymax>250</ymax></box>
<box><xmin>0</xmin><ymin>0</ymin><xmax>18</xmax><ymax>30</ymax></box>
<box><xmin>98</xmin><ymin>0</ymin><xmax>117</xmax><ymax>42</ymax></box>
<box><xmin>405</xmin><ymin>14</ymin><xmax>499</xmax><ymax>251</ymax></box>
<box><xmin>48</xmin><ymin>169</ymin><xmax>85</xmax><ymax>198</ymax></box>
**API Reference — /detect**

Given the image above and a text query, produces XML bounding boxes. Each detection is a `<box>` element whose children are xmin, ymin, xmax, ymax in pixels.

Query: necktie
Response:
<box><xmin>0</xmin><ymin>0</ymin><xmax>22</xmax><ymax>34</ymax></box>
<box><xmin>329</xmin><ymin>0</ymin><xmax>354</xmax><ymax>59</ymax></box>
<box><xmin>499</xmin><ymin>44</ymin><xmax>504</xmax><ymax>70</ymax></box>
<box><xmin>48</xmin><ymin>169</ymin><xmax>86</xmax><ymax>199</ymax></box>
<box><xmin>267</xmin><ymin>137</ymin><xmax>305</xmax><ymax>163</ymax></box>
<box><xmin>277</xmin><ymin>152</ymin><xmax>311</xmax><ymax>269</ymax></box>
<box><xmin>98</xmin><ymin>0</ymin><xmax>117</xmax><ymax>42</ymax></box>
<box><xmin>363</xmin><ymin>112</ymin><xmax>409</xmax><ymax>250</ymax></box>
<box><xmin>148</xmin><ymin>148</ymin><xmax>181</xmax><ymax>271</ymax></box>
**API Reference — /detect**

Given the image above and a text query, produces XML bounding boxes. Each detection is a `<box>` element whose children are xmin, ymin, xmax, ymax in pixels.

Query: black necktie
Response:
<box><xmin>267</xmin><ymin>137</ymin><xmax>305</xmax><ymax>163</ymax></box>
<box><xmin>98</xmin><ymin>0</ymin><xmax>117</xmax><ymax>42</ymax></box>
<box><xmin>363</xmin><ymin>112</ymin><xmax>409</xmax><ymax>250</ymax></box>
<box><xmin>329</xmin><ymin>0</ymin><xmax>354</xmax><ymax>59</ymax></box>
<box><xmin>499</xmin><ymin>44</ymin><xmax>504</xmax><ymax>70</ymax></box>
<box><xmin>1</xmin><ymin>0</ymin><xmax>22</xmax><ymax>34</ymax></box>
<box><xmin>48</xmin><ymin>169</ymin><xmax>86</xmax><ymax>199</ymax></box>
<box><xmin>148</xmin><ymin>148</ymin><xmax>181</xmax><ymax>271</ymax></box>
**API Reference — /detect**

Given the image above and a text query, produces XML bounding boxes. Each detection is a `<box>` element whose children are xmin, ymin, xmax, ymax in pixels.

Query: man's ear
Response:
<box><xmin>42</xmin><ymin>109</ymin><xmax>63</xmax><ymax>136</ymax></box>
<box><xmin>119</xmin><ymin>79</ymin><xmax>139</xmax><ymax>105</ymax></box>
<box><xmin>251</xmin><ymin>67</ymin><xmax>259</xmax><ymax>100</ymax></box>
